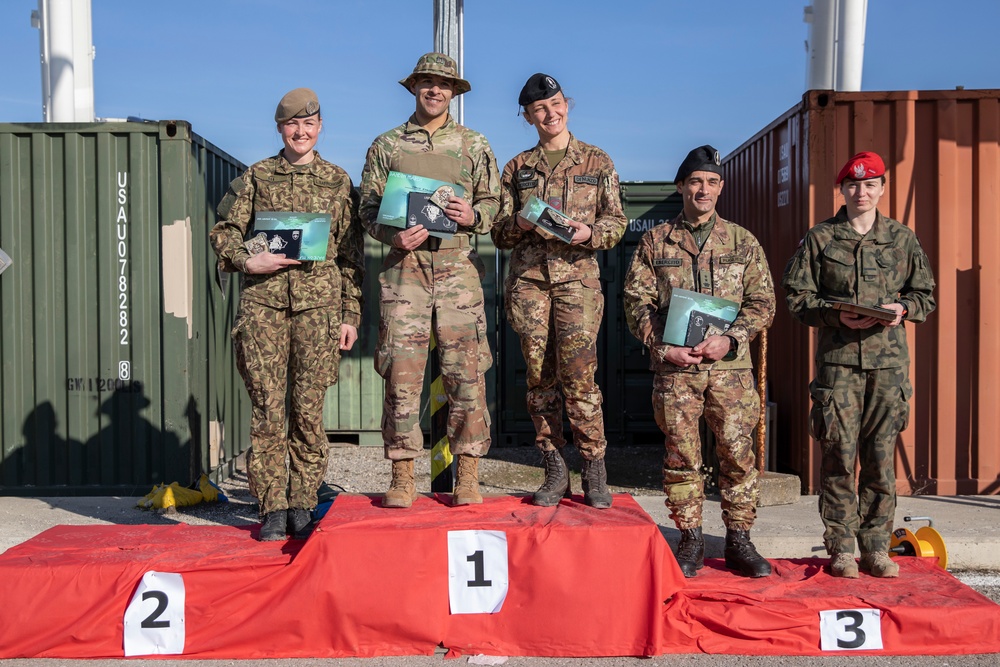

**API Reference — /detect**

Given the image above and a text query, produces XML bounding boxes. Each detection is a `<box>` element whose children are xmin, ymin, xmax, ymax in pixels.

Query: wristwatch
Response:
<box><xmin>898</xmin><ymin>302</ymin><xmax>908</xmax><ymax>319</ymax></box>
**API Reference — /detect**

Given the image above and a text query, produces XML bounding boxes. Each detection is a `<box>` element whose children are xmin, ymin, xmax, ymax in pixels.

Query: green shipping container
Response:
<box><xmin>495</xmin><ymin>181</ymin><xmax>683</xmax><ymax>446</ymax></box>
<box><xmin>0</xmin><ymin>121</ymin><xmax>249</xmax><ymax>495</ymax></box>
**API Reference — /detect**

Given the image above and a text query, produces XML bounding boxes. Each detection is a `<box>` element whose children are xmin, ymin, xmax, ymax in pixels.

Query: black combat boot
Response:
<box><xmin>532</xmin><ymin>448</ymin><xmax>570</xmax><ymax>506</ymax></box>
<box><xmin>258</xmin><ymin>511</ymin><xmax>287</xmax><ymax>542</ymax></box>
<box><xmin>675</xmin><ymin>527</ymin><xmax>705</xmax><ymax>578</ymax></box>
<box><xmin>581</xmin><ymin>458</ymin><xmax>613</xmax><ymax>509</ymax></box>
<box><xmin>287</xmin><ymin>508</ymin><xmax>314</xmax><ymax>540</ymax></box>
<box><xmin>724</xmin><ymin>529</ymin><xmax>772</xmax><ymax>577</ymax></box>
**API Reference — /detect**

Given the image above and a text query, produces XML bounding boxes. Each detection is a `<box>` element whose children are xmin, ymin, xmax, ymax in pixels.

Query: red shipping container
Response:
<box><xmin>719</xmin><ymin>89</ymin><xmax>1000</xmax><ymax>495</ymax></box>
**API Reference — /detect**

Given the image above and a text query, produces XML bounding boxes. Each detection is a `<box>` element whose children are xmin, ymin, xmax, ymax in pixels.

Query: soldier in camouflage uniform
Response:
<box><xmin>492</xmin><ymin>73</ymin><xmax>627</xmax><ymax>509</ymax></box>
<box><xmin>210</xmin><ymin>89</ymin><xmax>365</xmax><ymax>541</ymax></box>
<box><xmin>359</xmin><ymin>53</ymin><xmax>500</xmax><ymax>508</ymax></box>
<box><xmin>624</xmin><ymin>145</ymin><xmax>775</xmax><ymax>578</ymax></box>
<box><xmin>782</xmin><ymin>152</ymin><xmax>935</xmax><ymax>578</ymax></box>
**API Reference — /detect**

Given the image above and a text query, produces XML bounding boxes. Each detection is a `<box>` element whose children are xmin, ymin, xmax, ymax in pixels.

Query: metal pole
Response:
<box><xmin>433</xmin><ymin>0</ymin><xmax>464</xmax><ymax>125</ymax></box>
<box><xmin>804</xmin><ymin>0</ymin><xmax>835</xmax><ymax>90</ymax></box>
<box><xmin>835</xmin><ymin>0</ymin><xmax>867</xmax><ymax>91</ymax></box>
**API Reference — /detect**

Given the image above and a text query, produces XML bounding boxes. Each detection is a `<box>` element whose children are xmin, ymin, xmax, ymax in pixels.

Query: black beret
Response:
<box><xmin>518</xmin><ymin>73</ymin><xmax>562</xmax><ymax>107</ymax></box>
<box><xmin>674</xmin><ymin>145</ymin><xmax>724</xmax><ymax>184</ymax></box>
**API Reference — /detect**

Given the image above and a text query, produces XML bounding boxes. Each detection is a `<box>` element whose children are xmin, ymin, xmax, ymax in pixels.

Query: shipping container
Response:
<box><xmin>0</xmin><ymin>120</ymin><xmax>250</xmax><ymax>495</ymax></box>
<box><xmin>719</xmin><ymin>88</ymin><xmax>1000</xmax><ymax>495</ymax></box>
<box><xmin>495</xmin><ymin>181</ymin><xmax>684</xmax><ymax>446</ymax></box>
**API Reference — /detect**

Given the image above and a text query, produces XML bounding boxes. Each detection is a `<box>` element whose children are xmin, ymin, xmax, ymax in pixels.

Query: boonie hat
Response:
<box><xmin>274</xmin><ymin>88</ymin><xmax>320</xmax><ymax>123</ymax></box>
<box><xmin>518</xmin><ymin>73</ymin><xmax>562</xmax><ymax>107</ymax></box>
<box><xmin>836</xmin><ymin>151</ymin><xmax>885</xmax><ymax>184</ymax></box>
<box><xmin>399</xmin><ymin>52</ymin><xmax>471</xmax><ymax>95</ymax></box>
<box><xmin>674</xmin><ymin>145</ymin><xmax>724</xmax><ymax>184</ymax></box>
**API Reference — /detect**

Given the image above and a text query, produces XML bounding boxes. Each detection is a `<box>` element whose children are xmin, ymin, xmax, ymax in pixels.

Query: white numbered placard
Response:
<box><xmin>123</xmin><ymin>571</ymin><xmax>186</xmax><ymax>656</ymax></box>
<box><xmin>819</xmin><ymin>608</ymin><xmax>883</xmax><ymax>651</ymax></box>
<box><xmin>447</xmin><ymin>530</ymin><xmax>508</xmax><ymax>614</ymax></box>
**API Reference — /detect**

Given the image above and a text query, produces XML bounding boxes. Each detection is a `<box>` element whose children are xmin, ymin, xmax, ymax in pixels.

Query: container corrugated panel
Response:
<box><xmin>0</xmin><ymin>121</ymin><xmax>249</xmax><ymax>495</ymax></box>
<box><xmin>495</xmin><ymin>181</ymin><xmax>682</xmax><ymax>447</ymax></box>
<box><xmin>720</xmin><ymin>89</ymin><xmax>1000</xmax><ymax>495</ymax></box>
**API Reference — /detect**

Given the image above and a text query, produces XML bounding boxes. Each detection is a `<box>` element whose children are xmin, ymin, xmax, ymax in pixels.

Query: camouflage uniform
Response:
<box><xmin>492</xmin><ymin>134</ymin><xmax>626</xmax><ymax>459</ymax></box>
<box><xmin>359</xmin><ymin>114</ymin><xmax>500</xmax><ymax>459</ymax></box>
<box><xmin>782</xmin><ymin>206</ymin><xmax>936</xmax><ymax>555</ymax></box>
<box><xmin>210</xmin><ymin>152</ymin><xmax>364</xmax><ymax>515</ymax></box>
<box><xmin>624</xmin><ymin>213</ymin><xmax>775</xmax><ymax>530</ymax></box>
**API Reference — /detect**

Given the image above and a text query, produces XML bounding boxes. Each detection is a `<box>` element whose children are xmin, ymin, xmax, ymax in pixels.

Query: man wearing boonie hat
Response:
<box><xmin>782</xmin><ymin>151</ymin><xmax>936</xmax><ymax>579</ymax></box>
<box><xmin>624</xmin><ymin>145</ymin><xmax>776</xmax><ymax>578</ymax></box>
<box><xmin>359</xmin><ymin>52</ymin><xmax>500</xmax><ymax>509</ymax></box>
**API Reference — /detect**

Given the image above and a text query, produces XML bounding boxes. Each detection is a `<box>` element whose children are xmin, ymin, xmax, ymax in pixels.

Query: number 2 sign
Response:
<box><xmin>123</xmin><ymin>571</ymin><xmax>186</xmax><ymax>656</ymax></box>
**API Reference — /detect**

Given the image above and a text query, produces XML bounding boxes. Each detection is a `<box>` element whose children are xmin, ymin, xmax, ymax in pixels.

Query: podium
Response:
<box><xmin>0</xmin><ymin>493</ymin><xmax>997</xmax><ymax>658</ymax></box>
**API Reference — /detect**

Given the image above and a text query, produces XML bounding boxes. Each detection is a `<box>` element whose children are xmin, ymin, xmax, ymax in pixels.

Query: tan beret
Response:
<box><xmin>274</xmin><ymin>88</ymin><xmax>321</xmax><ymax>123</ymax></box>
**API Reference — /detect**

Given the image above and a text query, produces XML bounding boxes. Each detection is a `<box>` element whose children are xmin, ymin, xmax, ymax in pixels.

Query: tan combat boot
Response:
<box><xmin>829</xmin><ymin>552</ymin><xmax>860</xmax><ymax>578</ymax></box>
<box><xmin>452</xmin><ymin>454</ymin><xmax>483</xmax><ymax>506</ymax></box>
<box><xmin>383</xmin><ymin>459</ymin><xmax>416</xmax><ymax>508</ymax></box>
<box><xmin>860</xmin><ymin>551</ymin><xmax>899</xmax><ymax>578</ymax></box>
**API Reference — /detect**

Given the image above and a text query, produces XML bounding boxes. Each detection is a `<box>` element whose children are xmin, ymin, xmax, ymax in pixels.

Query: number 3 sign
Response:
<box><xmin>447</xmin><ymin>530</ymin><xmax>508</xmax><ymax>614</ymax></box>
<box><xmin>819</xmin><ymin>608</ymin><xmax>883</xmax><ymax>651</ymax></box>
<box><xmin>123</xmin><ymin>571</ymin><xmax>186</xmax><ymax>656</ymax></box>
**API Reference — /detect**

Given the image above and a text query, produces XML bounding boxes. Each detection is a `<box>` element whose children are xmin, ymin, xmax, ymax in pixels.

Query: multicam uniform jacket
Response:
<box><xmin>359</xmin><ymin>114</ymin><xmax>500</xmax><ymax>240</ymax></box>
<box><xmin>624</xmin><ymin>213</ymin><xmax>775</xmax><ymax>371</ymax></box>
<box><xmin>782</xmin><ymin>206</ymin><xmax>936</xmax><ymax>369</ymax></box>
<box><xmin>210</xmin><ymin>152</ymin><xmax>365</xmax><ymax>324</ymax></box>
<box><xmin>492</xmin><ymin>134</ymin><xmax>626</xmax><ymax>282</ymax></box>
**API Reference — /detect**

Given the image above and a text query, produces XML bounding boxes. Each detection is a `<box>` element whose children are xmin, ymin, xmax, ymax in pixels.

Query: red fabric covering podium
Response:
<box><xmin>661</xmin><ymin>557</ymin><xmax>1000</xmax><ymax>655</ymax></box>
<box><xmin>0</xmin><ymin>493</ymin><xmax>682</xmax><ymax>659</ymax></box>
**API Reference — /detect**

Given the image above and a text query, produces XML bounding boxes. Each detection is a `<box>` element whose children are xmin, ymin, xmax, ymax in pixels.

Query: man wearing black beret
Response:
<box><xmin>624</xmin><ymin>145</ymin><xmax>775</xmax><ymax>577</ymax></box>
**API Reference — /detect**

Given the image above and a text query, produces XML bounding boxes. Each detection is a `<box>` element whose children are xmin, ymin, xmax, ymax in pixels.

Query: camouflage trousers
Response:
<box><xmin>507</xmin><ymin>276</ymin><xmax>606</xmax><ymax>459</ymax></box>
<box><xmin>375</xmin><ymin>246</ymin><xmax>492</xmax><ymax>460</ymax></box>
<box><xmin>232</xmin><ymin>300</ymin><xmax>340</xmax><ymax>515</ymax></box>
<box><xmin>653</xmin><ymin>369</ymin><xmax>760</xmax><ymax>530</ymax></box>
<box><xmin>810</xmin><ymin>364</ymin><xmax>911</xmax><ymax>555</ymax></box>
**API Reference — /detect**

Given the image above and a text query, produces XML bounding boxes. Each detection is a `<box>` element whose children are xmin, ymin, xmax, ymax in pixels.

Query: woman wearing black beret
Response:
<box><xmin>492</xmin><ymin>73</ymin><xmax>627</xmax><ymax>508</ymax></box>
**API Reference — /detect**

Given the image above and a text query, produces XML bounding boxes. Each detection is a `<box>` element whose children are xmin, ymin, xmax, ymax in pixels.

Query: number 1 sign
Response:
<box><xmin>447</xmin><ymin>530</ymin><xmax>509</xmax><ymax>615</ymax></box>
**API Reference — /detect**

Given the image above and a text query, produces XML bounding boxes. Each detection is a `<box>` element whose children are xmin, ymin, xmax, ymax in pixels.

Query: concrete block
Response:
<box><xmin>757</xmin><ymin>471</ymin><xmax>801</xmax><ymax>507</ymax></box>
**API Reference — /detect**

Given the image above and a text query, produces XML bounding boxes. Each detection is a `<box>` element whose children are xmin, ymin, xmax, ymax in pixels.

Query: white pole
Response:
<box><xmin>35</xmin><ymin>0</ymin><xmax>95</xmax><ymax>122</ymax></box>
<box><xmin>835</xmin><ymin>0</ymin><xmax>867</xmax><ymax>91</ymax></box>
<box><xmin>805</xmin><ymin>0</ymin><xmax>836</xmax><ymax>91</ymax></box>
<box><xmin>433</xmin><ymin>0</ymin><xmax>464</xmax><ymax>125</ymax></box>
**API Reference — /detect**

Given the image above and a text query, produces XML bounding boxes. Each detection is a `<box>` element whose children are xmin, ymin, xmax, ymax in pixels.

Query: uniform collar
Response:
<box><xmin>667</xmin><ymin>212</ymin><xmax>731</xmax><ymax>255</ymax></box>
<box><xmin>275</xmin><ymin>150</ymin><xmax>323</xmax><ymax>175</ymax></box>
<box><xmin>832</xmin><ymin>206</ymin><xmax>893</xmax><ymax>243</ymax></box>
<box><xmin>523</xmin><ymin>133</ymin><xmax>582</xmax><ymax>174</ymax></box>
<box><xmin>403</xmin><ymin>113</ymin><xmax>456</xmax><ymax>137</ymax></box>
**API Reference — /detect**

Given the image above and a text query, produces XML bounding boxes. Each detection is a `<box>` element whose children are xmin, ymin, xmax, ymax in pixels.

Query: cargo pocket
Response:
<box><xmin>895</xmin><ymin>378</ymin><xmax>913</xmax><ymax>432</ymax></box>
<box><xmin>231</xmin><ymin>314</ymin><xmax>264</xmax><ymax>404</ymax></box>
<box><xmin>653</xmin><ymin>374</ymin><xmax>677</xmax><ymax>436</ymax></box>
<box><xmin>323</xmin><ymin>311</ymin><xmax>343</xmax><ymax>386</ymax></box>
<box><xmin>374</xmin><ymin>318</ymin><xmax>393</xmax><ymax>379</ymax></box>
<box><xmin>808</xmin><ymin>380</ymin><xmax>838</xmax><ymax>443</ymax></box>
<box><xmin>476</xmin><ymin>308</ymin><xmax>493</xmax><ymax>374</ymax></box>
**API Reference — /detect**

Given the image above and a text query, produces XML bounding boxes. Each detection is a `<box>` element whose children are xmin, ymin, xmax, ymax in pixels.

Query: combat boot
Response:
<box><xmin>532</xmin><ymin>448</ymin><xmax>569</xmax><ymax>506</ymax></box>
<box><xmin>829</xmin><ymin>552</ymin><xmax>859</xmax><ymax>578</ymax></box>
<box><xmin>383</xmin><ymin>459</ymin><xmax>416</xmax><ymax>508</ymax></box>
<box><xmin>452</xmin><ymin>454</ymin><xmax>483</xmax><ymax>506</ymax></box>
<box><xmin>675</xmin><ymin>527</ymin><xmax>705</xmax><ymax>578</ymax></box>
<box><xmin>287</xmin><ymin>508</ymin><xmax>314</xmax><ymax>540</ymax></box>
<box><xmin>258</xmin><ymin>511</ymin><xmax>287</xmax><ymax>542</ymax></box>
<box><xmin>724</xmin><ymin>529</ymin><xmax>772</xmax><ymax>577</ymax></box>
<box><xmin>860</xmin><ymin>551</ymin><xmax>899</xmax><ymax>578</ymax></box>
<box><xmin>581</xmin><ymin>457</ymin><xmax>613</xmax><ymax>509</ymax></box>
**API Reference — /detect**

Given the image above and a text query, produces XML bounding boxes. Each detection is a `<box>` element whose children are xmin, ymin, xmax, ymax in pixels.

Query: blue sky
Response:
<box><xmin>1</xmin><ymin>1</ymin><xmax>998</xmax><ymax>183</ymax></box>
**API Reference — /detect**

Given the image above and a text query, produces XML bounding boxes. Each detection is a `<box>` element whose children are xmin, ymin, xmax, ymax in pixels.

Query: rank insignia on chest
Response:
<box><xmin>547</xmin><ymin>197</ymin><xmax>563</xmax><ymax>210</ymax></box>
<box><xmin>653</xmin><ymin>258</ymin><xmax>683</xmax><ymax>267</ymax></box>
<box><xmin>574</xmin><ymin>175</ymin><xmax>599</xmax><ymax>185</ymax></box>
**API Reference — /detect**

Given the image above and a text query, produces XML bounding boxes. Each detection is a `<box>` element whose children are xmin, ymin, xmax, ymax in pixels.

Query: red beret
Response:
<box><xmin>837</xmin><ymin>151</ymin><xmax>885</xmax><ymax>184</ymax></box>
